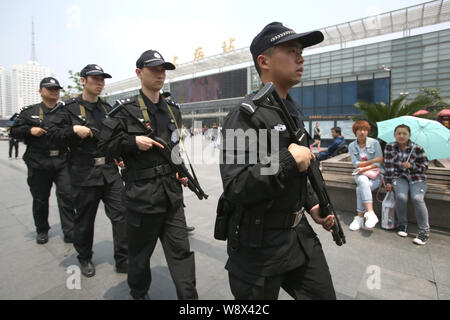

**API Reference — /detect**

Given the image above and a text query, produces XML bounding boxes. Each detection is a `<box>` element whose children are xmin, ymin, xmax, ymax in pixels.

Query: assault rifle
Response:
<box><xmin>252</xmin><ymin>82</ymin><xmax>346</xmax><ymax>246</ymax></box>
<box><xmin>107</xmin><ymin>100</ymin><xmax>209</xmax><ymax>200</ymax></box>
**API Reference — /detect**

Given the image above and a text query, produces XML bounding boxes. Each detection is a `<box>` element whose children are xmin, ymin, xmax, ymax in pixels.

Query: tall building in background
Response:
<box><xmin>0</xmin><ymin>67</ymin><xmax>12</xmax><ymax>117</ymax></box>
<box><xmin>10</xmin><ymin>62</ymin><xmax>54</xmax><ymax>114</ymax></box>
<box><xmin>9</xmin><ymin>18</ymin><xmax>54</xmax><ymax>115</ymax></box>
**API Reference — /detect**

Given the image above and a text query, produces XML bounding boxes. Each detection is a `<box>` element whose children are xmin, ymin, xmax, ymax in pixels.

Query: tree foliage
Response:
<box><xmin>61</xmin><ymin>70</ymin><xmax>83</xmax><ymax>100</ymax></box>
<box><xmin>352</xmin><ymin>93</ymin><xmax>434</xmax><ymax>139</ymax></box>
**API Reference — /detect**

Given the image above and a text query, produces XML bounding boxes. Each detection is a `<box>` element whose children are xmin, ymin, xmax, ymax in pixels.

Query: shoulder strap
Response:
<box><xmin>39</xmin><ymin>105</ymin><xmax>44</xmax><ymax>122</ymax></box>
<box><xmin>79</xmin><ymin>104</ymin><xmax>86</xmax><ymax>121</ymax></box>
<box><xmin>166</xmin><ymin>103</ymin><xmax>180</xmax><ymax>131</ymax></box>
<box><xmin>137</xmin><ymin>95</ymin><xmax>152</xmax><ymax>128</ymax></box>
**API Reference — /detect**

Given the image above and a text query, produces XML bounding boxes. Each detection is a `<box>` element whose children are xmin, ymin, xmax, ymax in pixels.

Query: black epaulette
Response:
<box><xmin>63</xmin><ymin>97</ymin><xmax>77</xmax><ymax>106</ymax></box>
<box><xmin>116</xmin><ymin>97</ymin><xmax>137</xmax><ymax>105</ymax></box>
<box><xmin>19</xmin><ymin>105</ymin><xmax>34</xmax><ymax>113</ymax></box>
<box><xmin>166</xmin><ymin>98</ymin><xmax>180</xmax><ymax>110</ymax></box>
<box><xmin>239</xmin><ymin>95</ymin><xmax>258</xmax><ymax>117</ymax></box>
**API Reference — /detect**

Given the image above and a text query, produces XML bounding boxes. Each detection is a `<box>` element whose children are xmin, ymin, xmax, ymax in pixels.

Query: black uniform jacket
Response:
<box><xmin>220</xmin><ymin>92</ymin><xmax>320</xmax><ymax>277</ymax></box>
<box><xmin>99</xmin><ymin>91</ymin><xmax>184</xmax><ymax>214</ymax></box>
<box><xmin>11</xmin><ymin>102</ymin><xmax>69</xmax><ymax>171</ymax></box>
<box><xmin>47</xmin><ymin>96</ymin><xmax>120</xmax><ymax>187</ymax></box>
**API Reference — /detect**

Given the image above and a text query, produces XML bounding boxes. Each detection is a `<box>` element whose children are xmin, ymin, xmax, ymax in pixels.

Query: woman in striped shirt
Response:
<box><xmin>384</xmin><ymin>124</ymin><xmax>430</xmax><ymax>245</ymax></box>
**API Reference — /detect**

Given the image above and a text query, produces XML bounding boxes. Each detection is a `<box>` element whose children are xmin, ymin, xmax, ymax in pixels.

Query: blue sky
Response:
<box><xmin>0</xmin><ymin>0</ymin><xmax>436</xmax><ymax>87</ymax></box>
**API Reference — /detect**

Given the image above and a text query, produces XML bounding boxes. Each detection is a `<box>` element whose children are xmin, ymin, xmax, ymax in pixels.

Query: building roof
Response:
<box><xmin>104</xmin><ymin>0</ymin><xmax>450</xmax><ymax>95</ymax></box>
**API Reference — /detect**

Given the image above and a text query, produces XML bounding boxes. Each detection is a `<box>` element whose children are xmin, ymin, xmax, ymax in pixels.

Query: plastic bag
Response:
<box><xmin>381</xmin><ymin>191</ymin><xmax>396</xmax><ymax>230</ymax></box>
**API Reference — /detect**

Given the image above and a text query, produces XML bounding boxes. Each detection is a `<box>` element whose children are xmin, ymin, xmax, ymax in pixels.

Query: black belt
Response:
<box><xmin>243</xmin><ymin>208</ymin><xmax>305</xmax><ymax>229</ymax></box>
<box><xmin>71</xmin><ymin>156</ymin><xmax>111</xmax><ymax>167</ymax></box>
<box><xmin>121</xmin><ymin>164</ymin><xmax>173</xmax><ymax>182</ymax></box>
<box><xmin>28</xmin><ymin>147</ymin><xmax>65</xmax><ymax>157</ymax></box>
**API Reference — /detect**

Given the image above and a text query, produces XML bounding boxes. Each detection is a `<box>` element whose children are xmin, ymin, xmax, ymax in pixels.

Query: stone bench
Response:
<box><xmin>320</xmin><ymin>153</ymin><xmax>450</xmax><ymax>230</ymax></box>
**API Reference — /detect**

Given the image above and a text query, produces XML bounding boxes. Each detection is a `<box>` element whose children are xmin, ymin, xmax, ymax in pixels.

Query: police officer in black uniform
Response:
<box><xmin>219</xmin><ymin>22</ymin><xmax>336</xmax><ymax>299</ymax></box>
<box><xmin>99</xmin><ymin>50</ymin><xmax>198</xmax><ymax>300</ymax></box>
<box><xmin>11</xmin><ymin>77</ymin><xmax>75</xmax><ymax>245</ymax></box>
<box><xmin>47</xmin><ymin>65</ymin><xmax>128</xmax><ymax>277</ymax></box>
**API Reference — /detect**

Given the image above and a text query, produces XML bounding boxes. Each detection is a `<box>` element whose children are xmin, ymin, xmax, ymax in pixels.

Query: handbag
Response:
<box><xmin>381</xmin><ymin>191</ymin><xmax>396</xmax><ymax>229</ymax></box>
<box><xmin>362</xmin><ymin>167</ymin><xmax>381</xmax><ymax>180</ymax></box>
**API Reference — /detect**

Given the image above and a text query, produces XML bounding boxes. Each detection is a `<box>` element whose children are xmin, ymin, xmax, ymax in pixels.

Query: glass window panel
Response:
<box><xmin>422</xmin><ymin>74</ymin><xmax>437</xmax><ymax>81</ymax></box>
<box><xmin>357</xmin><ymin>79</ymin><xmax>374</xmax><ymax>103</ymax></box>
<box><xmin>406</xmin><ymin>76</ymin><xmax>421</xmax><ymax>83</ymax></box>
<box><xmin>408</xmin><ymin>58</ymin><xmax>422</xmax><ymax>66</ymax></box>
<box><xmin>374</xmin><ymin>78</ymin><xmax>390</xmax><ymax>104</ymax></box>
<box><xmin>439</xmin><ymin>48</ymin><xmax>450</xmax><ymax>57</ymax></box>
<box><xmin>336</xmin><ymin>120</ymin><xmax>355</xmax><ymax>140</ymax></box>
<box><xmin>439</xmin><ymin>42</ymin><xmax>450</xmax><ymax>49</ymax></box>
<box><xmin>407</xmin><ymin>53</ymin><xmax>422</xmax><ymax>60</ymax></box>
<box><xmin>303</xmin><ymin>86</ymin><xmax>314</xmax><ymax>107</ymax></box>
<box><xmin>316</xmin><ymin>121</ymin><xmax>335</xmax><ymax>139</ymax></box>
<box><xmin>328</xmin><ymin>83</ymin><xmax>342</xmax><ymax>106</ymax></box>
<box><xmin>423</xmin><ymin>38</ymin><xmax>438</xmax><ymax>45</ymax></box>
<box><xmin>423</xmin><ymin>44</ymin><xmax>438</xmax><ymax>56</ymax></box>
<box><xmin>289</xmin><ymin>87</ymin><xmax>302</xmax><ymax>106</ymax></box>
<box><xmin>407</xmin><ymin>41</ymin><xmax>422</xmax><ymax>48</ymax></box>
<box><xmin>407</xmin><ymin>65</ymin><xmax>421</xmax><ymax>72</ymax></box>
<box><xmin>423</xmin><ymin>56</ymin><xmax>438</xmax><ymax>63</ymax></box>
<box><xmin>423</xmin><ymin>32</ymin><xmax>438</xmax><ymax>39</ymax></box>
<box><xmin>407</xmin><ymin>71</ymin><xmax>421</xmax><ymax>77</ymax></box>
<box><xmin>327</xmin><ymin>106</ymin><xmax>342</xmax><ymax>115</ymax></box>
<box><xmin>392</xmin><ymin>50</ymin><xmax>406</xmax><ymax>57</ymax></box>
<box><xmin>422</xmin><ymin>68</ymin><xmax>437</xmax><ymax>76</ymax></box>
<box><xmin>439</xmin><ymin>79</ymin><xmax>450</xmax><ymax>86</ymax></box>
<box><xmin>315</xmin><ymin>85</ymin><xmax>327</xmax><ymax>107</ymax></box>
<box><xmin>439</xmin><ymin>34</ymin><xmax>450</xmax><ymax>42</ymax></box>
<box><xmin>439</xmin><ymin>29</ymin><xmax>450</xmax><ymax>36</ymax></box>
<box><xmin>422</xmin><ymin>81</ymin><xmax>438</xmax><ymax>87</ymax></box>
<box><xmin>343</xmin><ymin>105</ymin><xmax>359</xmax><ymax>115</ymax></box>
<box><xmin>343</xmin><ymin>81</ymin><xmax>357</xmax><ymax>105</ymax></box>
<box><xmin>439</xmin><ymin>60</ymin><xmax>450</xmax><ymax>67</ymax></box>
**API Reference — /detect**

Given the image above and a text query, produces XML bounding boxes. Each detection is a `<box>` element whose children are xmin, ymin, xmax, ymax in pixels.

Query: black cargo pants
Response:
<box><xmin>72</xmin><ymin>177</ymin><xmax>128</xmax><ymax>267</ymax></box>
<box><xmin>27</xmin><ymin>165</ymin><xmax>75</xmax><ymax>237</ymax></box>
<box><xmin>126</xmin><ymin>205</ymin><xmax>198</xmax><ymax>300</ymax></box>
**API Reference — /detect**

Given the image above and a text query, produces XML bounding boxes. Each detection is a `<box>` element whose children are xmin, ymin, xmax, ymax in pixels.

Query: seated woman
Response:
<box><xmin>384</xmin><ymin>124</ymin><xmax>430</xmax><ymax>245</ymax></box>
<box><xmin>348</xmin><ymin>120</ymin><xmax>384</xmax><ymax>231</ymax></box>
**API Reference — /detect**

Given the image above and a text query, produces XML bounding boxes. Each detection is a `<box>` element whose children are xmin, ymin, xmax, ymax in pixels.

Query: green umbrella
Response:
<box><xmin>377</xmin><ymin>116</ymin><xmax>450</xmax><ymax>160</ymax></box>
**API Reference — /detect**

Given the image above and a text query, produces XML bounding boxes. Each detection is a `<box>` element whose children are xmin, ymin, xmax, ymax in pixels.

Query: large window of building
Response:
<box><xmin>171</xmin><ymin>69</ymin><xmax>247</xmax><ymax>103</ymax></box>
<box><xmin>288</xmin><ymin>76</ymin><xmax>389</xmax><ymax>117</ymax></box>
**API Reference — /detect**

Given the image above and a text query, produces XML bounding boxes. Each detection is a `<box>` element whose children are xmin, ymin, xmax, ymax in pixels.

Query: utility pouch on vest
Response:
<box><xmin>214</xmin><ymin>193</ymin><xmax>233</xmax><ymax>241</ymax></box>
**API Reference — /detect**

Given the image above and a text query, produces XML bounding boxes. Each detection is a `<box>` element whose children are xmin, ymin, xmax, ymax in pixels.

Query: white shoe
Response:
<box><xmin>364</xmin><ymin>211</ymin><xmax>379</xmax><ymax>228</ymax></box>
<box><xmin>349</xmin><ymin>216</ymin><xmax>364</xmax><ymax>231</ymax></box>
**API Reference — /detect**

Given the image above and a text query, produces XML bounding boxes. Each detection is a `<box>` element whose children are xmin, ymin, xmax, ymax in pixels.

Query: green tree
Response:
<box><xmin>416</xmin><ymin>88</ymin><xmax>447</xmax><ymax>112</ymax></box>
<box><xmin>61</xmin><ymin>70</ymin><xmax>83</xmax><ymax>100</ymax></box>
<box><xmin>352</xmin><ymin>94</ymin><xmax>433</xmax><ymax>139</ymax></box>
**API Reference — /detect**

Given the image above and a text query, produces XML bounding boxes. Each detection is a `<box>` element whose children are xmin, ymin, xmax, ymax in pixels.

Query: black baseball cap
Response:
<box><xmin>40</xmin><ymin>77</ymin><xmax>63</xmax><ymax>89</ymax></box>
<box><xmin>250</xmin><ymin>22</ymin><xmax>324</xmax><ymax>67</ymax></box>
<box><xmin>136</xmin><ymin>50</ymin><xmax>175</xmax><ymax>70</ymax></box>
<box><xmin>80</xmin><ymin>64</ymin><xmax>112</xmax><ymax>78</ymax></box>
